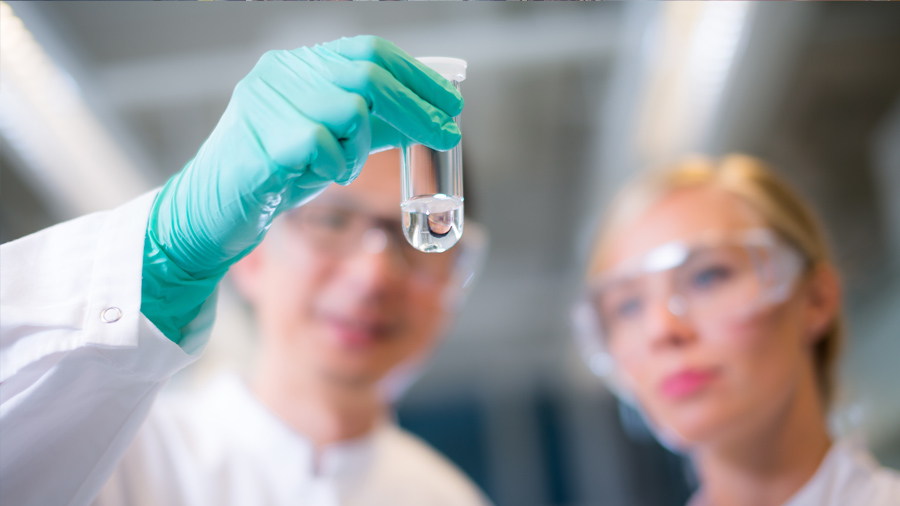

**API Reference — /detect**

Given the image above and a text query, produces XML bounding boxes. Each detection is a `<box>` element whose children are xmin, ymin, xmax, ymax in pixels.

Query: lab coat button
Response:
<box><xmin>101</xmin><ymin>307</ymin><xmax>123</xmax><ymax>323</ymax></box>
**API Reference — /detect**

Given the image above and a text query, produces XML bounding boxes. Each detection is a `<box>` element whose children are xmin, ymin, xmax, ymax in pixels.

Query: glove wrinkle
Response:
<box><xmin>138</xmin><ymin>36</ymin><xmax>463</xmax><ymax>346</ymax></box>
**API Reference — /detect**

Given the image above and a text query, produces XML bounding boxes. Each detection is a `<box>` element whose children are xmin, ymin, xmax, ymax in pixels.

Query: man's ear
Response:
<box><xmin>803</xmin><ymin>262</ymin><xmax>841</xmax><ymax>345</ymax></box>
<box><xmin>229</xmin><ymin>245</ymin><xmax>265</xmax><ymax>304</ymax></box>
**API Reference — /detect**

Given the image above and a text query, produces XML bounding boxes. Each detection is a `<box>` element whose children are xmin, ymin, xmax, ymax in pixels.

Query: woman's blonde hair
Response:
<box><xmin>589</xmin><ymin>154</ymin><xmax>843</xmax><ymax>408</ymax></box>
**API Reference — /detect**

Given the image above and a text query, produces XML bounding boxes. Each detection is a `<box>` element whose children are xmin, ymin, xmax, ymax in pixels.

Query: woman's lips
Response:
<box><xmin>660</xmin><ymin>368</ymin><xmax>720</xmax><ymax>399</ymax></box>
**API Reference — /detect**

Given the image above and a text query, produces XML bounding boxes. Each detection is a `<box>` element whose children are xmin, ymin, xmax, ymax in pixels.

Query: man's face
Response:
<box><xmin>232</xmin><ymin>149</ymin><xmax>457</xmax><ymax>388</ymax></box>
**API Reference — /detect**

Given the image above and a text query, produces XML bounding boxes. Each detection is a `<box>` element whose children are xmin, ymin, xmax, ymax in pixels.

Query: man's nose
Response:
<box><xmin>344</xmin><ymin>229</ymin><xmax>407</xmax><ymax>292</ymax></box>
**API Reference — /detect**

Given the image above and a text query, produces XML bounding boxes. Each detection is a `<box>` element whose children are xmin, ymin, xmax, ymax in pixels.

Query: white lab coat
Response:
<box><xmin>688</xmin><ymin>438</ymin><xmax>900</xmax><ymax>506</ymax></box>
<box><xmin>93</xmin><ymin>374</ymin><xmax>489</xmax><ymax>506</ymax></box>
<box><xmin>0</xmin><ymin>192</ymin><xmax>488</xmax><ymax>506</ymax></box>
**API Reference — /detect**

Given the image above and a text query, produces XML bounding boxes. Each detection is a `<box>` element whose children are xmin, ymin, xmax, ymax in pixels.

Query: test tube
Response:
<box><xmin>401</xmin><ymin>57</ymin><xmax>467</xmax><ymax>253</ymax></box>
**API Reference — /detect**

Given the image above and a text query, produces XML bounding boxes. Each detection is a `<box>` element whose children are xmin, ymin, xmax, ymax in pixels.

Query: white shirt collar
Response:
<box><xmin>192</xmin><ymin>373</ymin><xmax>384</xmax><ymax>485</ymax></box>
<box><xmin>783</xmin><ymin>437</ymin><xmax>898</xmax><ymax>506</ymax></box>
<box><xmin>687</xmin><ymin>438</ymin><xmax>900</xmax><ymax>506</ymax></box>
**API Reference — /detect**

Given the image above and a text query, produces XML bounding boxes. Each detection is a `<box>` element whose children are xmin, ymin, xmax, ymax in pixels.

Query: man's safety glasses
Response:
<box><xmin>275</xmin><ymin>199</ymin><xmax>487</xmax><ymax>295</ymax></box>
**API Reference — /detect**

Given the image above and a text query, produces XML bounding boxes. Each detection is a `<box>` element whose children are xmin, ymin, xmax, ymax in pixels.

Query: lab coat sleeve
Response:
<box><xmin>0</xmin><ymin>191</ymin><xmax>216</xmax><ymax>506</ymax></box>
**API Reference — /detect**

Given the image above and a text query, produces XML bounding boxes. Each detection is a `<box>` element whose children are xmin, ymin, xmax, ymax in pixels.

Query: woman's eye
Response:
<box><xmin>692</xmin><ymin>266</ymin><xmax>732</xmax><ymax>289</ymax></box>
<box><xmin>602</xmin><ymin>295</ymin><xmax>643</xmax><ymax>322</ymax></box>
<box><xmin>616</xmin><ymin>297</ymin><xmax>643</xmax><ymax>318</ymax></box>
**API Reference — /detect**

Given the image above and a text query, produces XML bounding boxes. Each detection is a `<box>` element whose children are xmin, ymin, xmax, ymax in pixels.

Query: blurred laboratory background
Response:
<box><xmin>2</xmin><ymin>3</ymin><xmax>900</xmax><ymax>505</ymax></box>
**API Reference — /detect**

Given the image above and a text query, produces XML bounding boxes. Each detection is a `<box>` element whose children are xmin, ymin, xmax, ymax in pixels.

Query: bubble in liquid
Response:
<box><xmin>400</xmin><ymin>194</ymin><xmax>464</xmax><ymax>253</ymax></box>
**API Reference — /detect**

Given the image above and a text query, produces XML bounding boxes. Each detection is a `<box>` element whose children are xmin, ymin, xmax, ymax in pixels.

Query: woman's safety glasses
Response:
<box><xmin>573</xmin><ymin>229</ymin><xmax>806</xmax><ymax>378</ymax></box>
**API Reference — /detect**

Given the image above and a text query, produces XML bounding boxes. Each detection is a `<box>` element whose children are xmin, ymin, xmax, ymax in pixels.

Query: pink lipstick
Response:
<box><xmin>661</xmin><ymin>369</ymin><xmax>719</xmax><ymax>399</ymax></box>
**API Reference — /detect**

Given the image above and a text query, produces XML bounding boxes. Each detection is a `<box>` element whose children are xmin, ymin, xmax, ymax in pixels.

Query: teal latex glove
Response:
<box><xmin>141</xmin><ymin>36</ymin><xmax>464</xmax><ymax>343</ymax></box>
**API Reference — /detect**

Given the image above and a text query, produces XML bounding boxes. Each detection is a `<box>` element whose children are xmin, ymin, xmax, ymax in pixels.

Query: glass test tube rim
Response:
<box><xmin>400</xmin><ymin>56</ymin><xmax>467</xmax><ymax>253</ymax></box>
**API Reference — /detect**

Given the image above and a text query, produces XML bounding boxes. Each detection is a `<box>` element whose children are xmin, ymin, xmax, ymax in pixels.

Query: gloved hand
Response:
<box><xmin>141</xmin><ymin>36</ymin><xmax>464</xmax><ymax>343</ymax></box>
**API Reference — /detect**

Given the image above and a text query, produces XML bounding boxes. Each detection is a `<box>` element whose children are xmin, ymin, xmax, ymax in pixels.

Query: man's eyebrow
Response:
<box><xmin>308</xmin><ymin>195</ymin><xmax>404</xmax><ymax>223</ymax></box>
<box><xmin>308</xmin><ymin>193</ymin><xmax>361</xmax><ymax>209</ymax></box>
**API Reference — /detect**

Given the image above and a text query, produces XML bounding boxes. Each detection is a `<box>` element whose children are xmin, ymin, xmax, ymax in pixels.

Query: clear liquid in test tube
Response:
<box><xmin>401</xmin><ymin>57</ymin><xmax>466</xmax><ymax>253</ymax></box>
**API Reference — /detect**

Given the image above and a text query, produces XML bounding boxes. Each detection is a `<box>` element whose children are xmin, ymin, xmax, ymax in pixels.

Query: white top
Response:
<box><xmin>688</xmin><ymin>439</ymin><xmax>900</xmax><ymax>506</ymax></box>
<box><xmin>0</xmin><ymin>192</ymin><xmax>488</xmax><ymax>506</ymax></box>
<box><xmin>94</xmin><ymin>374</ymin><xmax>490</xmax><ymax>506</ymax></box>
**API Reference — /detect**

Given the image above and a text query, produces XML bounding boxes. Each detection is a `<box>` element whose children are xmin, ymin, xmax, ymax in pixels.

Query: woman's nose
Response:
<box><xmin>644</xmin><ymin>295</ymin><xmax>697</xmax><ymax>350</ymax></box>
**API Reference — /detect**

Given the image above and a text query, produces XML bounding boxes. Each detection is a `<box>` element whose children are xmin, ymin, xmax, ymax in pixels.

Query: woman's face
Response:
<box><xmin>596</xmin><ymin>185</ymin><xmax>823</xmax><ymax>447</ymax></box>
